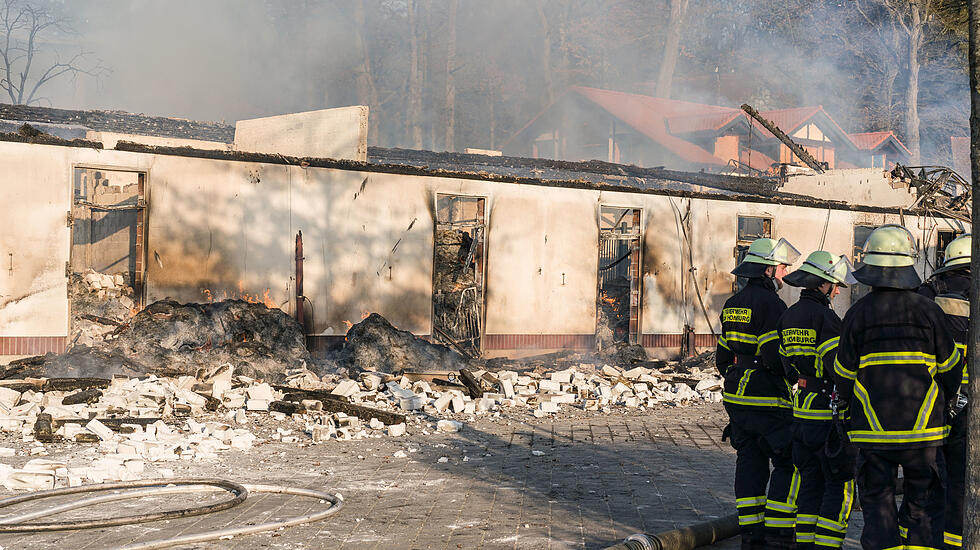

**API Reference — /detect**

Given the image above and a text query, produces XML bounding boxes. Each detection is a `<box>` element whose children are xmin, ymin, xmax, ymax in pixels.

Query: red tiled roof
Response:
<box><xmin>666</xmin><ymin>111</ymin><xmax>743</xmax><ymax>134</ymax></box>
<box><xmin>849</xmin><ymin>131</ymin><xmax>912</xmax><ymax>157</ymax></box>
<box><xmin>570</xmin><ymin>86</ymin><xmax>728</xmax><ymax>166</ymax></box>
<box><xmin>753</xmin><ymin>106</ymin><xmax>857</xmax><ymax>149</ymax></box>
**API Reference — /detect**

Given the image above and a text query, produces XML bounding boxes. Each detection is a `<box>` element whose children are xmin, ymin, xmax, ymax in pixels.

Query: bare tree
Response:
<box><xmin>0</xmin><ymin>0</ymin><xmax>106</xmax><ymax>106</ymax></box>
<box><xmin>655</xmin><ymin>0</ymin><xmax>689</xmax><ymax>98</ymax></box>
<box><xmin>854</xmin><ymin>0</ymin><xmax>942</xmax><ymax>164</ymax></box>
<box><xmin>406</xmin><ymin>0</ymin><xmax>423</xmax><ymax>149</ymax></box>
<box><xmin>352</xmin><ymin>0</ymin><xmax>380</xmax><ymax>143</ymax></box>
<box><xmin>444</xmin><ymin>0</ymin><xmax>457</xmax><ymax>151</ymax></box>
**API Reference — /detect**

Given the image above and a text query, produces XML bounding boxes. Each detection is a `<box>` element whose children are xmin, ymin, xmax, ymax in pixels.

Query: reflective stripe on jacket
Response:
<box><xmin>920</xmin><ymin>271</ymin><xmax>970</xmax><ymax>385</ymax></box>
<box><xmin>716</xmin><ymin>277</ymin><xmax>791</xmax><ymax>409</ymax></box>
<box><xmin>777</xmin><ymin>289</ymin><xmax>842</xmax><ymax>422</ymax></box>
<box><xmin>834</xmin><ymin>288</ymin><xmax>964</xmax><ymax>449</ymax></box>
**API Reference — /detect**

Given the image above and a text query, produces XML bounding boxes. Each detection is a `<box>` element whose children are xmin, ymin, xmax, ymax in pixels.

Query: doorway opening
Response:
<box><xmin>70</xmin><ymin>168</ymin><xmax>147</xmax><ymax>316</ymax></box>
<box><xmin>596</xmin><ymin>206</ymin><xmax>642</xmax><ymax>351</ymax></box>
<box><xmin>431</xmin><ymin>194</ymin><xmax>486</xmax><ymax>358</ymax></box>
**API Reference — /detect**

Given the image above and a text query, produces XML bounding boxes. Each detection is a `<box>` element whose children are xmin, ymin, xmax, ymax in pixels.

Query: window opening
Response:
<box><xmin>851</xmin><ymin>224</ymin><xmax>878</xmax><ymax>304</ymax></box>
<box><xmin>734</xmin><ymin>215</ymin><xmax>772</xmax><ymax>291</ymax></box>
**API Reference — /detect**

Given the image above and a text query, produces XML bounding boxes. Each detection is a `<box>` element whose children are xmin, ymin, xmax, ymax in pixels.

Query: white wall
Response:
<box><xmin>0</xmin><ymin>140</ymin><xmax>963</xmax><ymax>357</ymax></box>
<box><xmin>234</xmin><ymin>106</ymin><xmax>368</xmax><ymax>161</ymax></box>
<box><xmin>782</xmin><ymin>168</ymin><xmax>914</xmax><ymax>208</ymax></box>
<box><xmin>0</xmin><ymin>144</ymin><xmax>70</xmax><ymax>336</ymax></box>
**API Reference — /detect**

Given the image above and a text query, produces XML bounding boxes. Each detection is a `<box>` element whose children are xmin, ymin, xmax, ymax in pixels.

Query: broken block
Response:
<box><xmin>538</xmin><ymin>401</ymin><xmax>559</xmax><ymax>414</ymax></box>
<box><xmin>695</xmin><ymin>377</ymin><xmax>723</xmax><ymax>392</ymax></box>
<box><xmin>500</xmin><ymin>379</ymin><xmax>515</xmax><ymax>399</ymax></box>
<box><xmin>437</xmin><ymin>420</ymin><xmax>463</xmax><ymax>433</ymax></box>
<box><xmin>433</xmin><ymin>393</ymin><xmax>453</xmax><ymax>413</ymax></box>
<box><xmin>361</xmin><ymin>373</ymin><xmax>382</xmax><ymax>391</ymax></box>
<box><xmin>85</xmin><ymin>419</ymin><xmax>115</xmax><ymax>441</ymax></box>
<box><xmin>247</xmin><ymin>383</ymin><xmax>275</xmax><ymax>401</ymax></box>
<box><xmin>539</xmin><ymin>380</ymin><xmax>561</xmax><ymax>393</ymax></box>
<box><xmin>5</xmin><ymin>470</ymin><xmax>53</xmax><ymax>491</ymax></box>
<box><xmin>388</xmin><ymin>423</ymin><xmax>407</xmax><ymax>437</ymax></box>
<box><xmin>451</xmin><ymin>395</ymin><xmax>466</xmax><ymax>413</ymax></box>
<box><xmin>331</xmin><ymin>380</ymin><xmax>360</xmax><ymax>397</ymax></box>
<box><xmin>246</xmin><ymin>399</ymin><xmax>270</xmax><ymax>412</ymax></box>
<box><xmin>399</xmin><ymin>396</ymin><xmax>424</xmax><ymax>411</ymax></box>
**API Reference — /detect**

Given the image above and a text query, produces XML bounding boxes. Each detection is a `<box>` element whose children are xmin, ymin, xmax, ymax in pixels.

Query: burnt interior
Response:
<box><xmin>596</xmin><ymin>207</ymin><xmax>641</xmax><ymax>350</ymax></box>
<box><xmin>432</xmin><ymin>195</ymin><xmax>485</xmax><ymax>358</ymax></box>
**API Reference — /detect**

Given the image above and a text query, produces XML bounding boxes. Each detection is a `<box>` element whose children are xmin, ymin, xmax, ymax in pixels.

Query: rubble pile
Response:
<box><xmin>334</xmin><ymin>313</ymin><xmax>469</xmax><ymax>374</ymax></box>
<box><xmin>331</xmin><ymin>361</ymin><xmax>723</xmax><ymax>421</ymax></box>
<box><xmin>0</xmin><ymin>365</ymin><xmax>413</xmax><ymax>491</ymax></box>
<box><xmin>11</xmin><ymin>299</ymin><xmax>313</xmax><ymax>382</ymax></box>
<box><xmin>70</xmin><ymin>270</ymin><xmax>137</xmax><ymax>347</ymax></box>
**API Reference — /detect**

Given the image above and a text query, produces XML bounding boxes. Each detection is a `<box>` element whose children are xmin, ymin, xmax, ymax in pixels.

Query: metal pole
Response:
<box><xmin>295</xmin><ymin>231</ymin><xmax>304</xmax><ymax>333</ymax></box>
<box><xmin>964</xmin><ymin>1</ymin><xmax>980</xmax><ymax>547</ymax></box>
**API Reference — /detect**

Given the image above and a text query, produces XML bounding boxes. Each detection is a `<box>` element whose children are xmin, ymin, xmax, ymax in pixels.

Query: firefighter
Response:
<box><xmin>717</xmin><ymin>237</ymin><xmax>801</xmax><ymax>550</ymax></box>
<box><xmin>919</xmin><ymin>233</ymin><xmax>971</xmax><ymax>549</ymax></box>
<box><xmin>778</xmin><ymin>251</ymin><xmax>856</xmax><ymax>550</ymax></box>
<box><xmin>833</xmin><ymin>224</ymin><xmax>963</xmax><ymax>550</ymax></box>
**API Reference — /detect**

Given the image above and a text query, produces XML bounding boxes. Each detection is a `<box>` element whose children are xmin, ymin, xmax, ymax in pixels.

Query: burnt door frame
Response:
<box><xmin>431</xmin><ymin>193</ymin><xmax>488</xmax><ymax>357</ymax></box>
<box><xmin>596</xmin><ymin>205</ymin><xmax>642</xmax><ymax>347</ymax></box>
<box><xmin>68</xmin><ymin>166</ymin><xmax>149</xmax><ymax>310</ymax></box>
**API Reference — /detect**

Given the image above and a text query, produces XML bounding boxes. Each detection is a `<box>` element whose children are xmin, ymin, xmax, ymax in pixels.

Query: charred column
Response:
<box><xmin>741</xmin><ymin>104</ymin><xmax>826</xmax><ymax>173</ymax></box>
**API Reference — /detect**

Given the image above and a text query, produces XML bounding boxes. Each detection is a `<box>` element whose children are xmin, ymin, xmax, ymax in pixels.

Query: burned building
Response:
<box><xmin>0</xmin><ymin>103</ymin><xmax>968</xmax><ymax>363</ymax></box>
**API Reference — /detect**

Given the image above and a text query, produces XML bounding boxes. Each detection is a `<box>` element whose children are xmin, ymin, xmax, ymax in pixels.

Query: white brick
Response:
<box><xmin>85</xmin><ymin>419</ymin><xmax>115</xmax><ymax>441</ymax></box>
<box><xmin>433</xmin><ymin>394</ymin><xmax>453</xmax><ymax>413</ymax></box>
<box><xmin>388</xmin><ymin>423</ymin><xmax>407</xmax><ymax>437</ymax></box>
<box><xmin>247</xmin><ymin>383</ymin><xmax>275</xmax><ymax>401</ymax></box>
<box><xmin>331</xmin><ymin>380</ymin><xmax>360</xmax><ymax>397</ymax></box>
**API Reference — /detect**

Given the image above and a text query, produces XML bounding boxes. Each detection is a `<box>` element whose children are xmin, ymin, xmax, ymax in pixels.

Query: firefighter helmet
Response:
<box><xmin>934</xmin><ymin>234</ymin><xmax>971</xmax><ymax>275</ymax></box>
<box><xmin>853</xmin><ymin>224</ymin><xmax>921</xmax><ymax>289</ymax></box>
<box><xmin>784</xmin><ymin>251</ymin><xmax>857</xmax><ymax>288</ymax></box>
<box><xmin>859</xmin><ymin>224</ymin><xmax>917</xmax><ymax>267</ymax></box>
<box><xmin>732</xmin><ymin>238</ymin><xmax>800</xmax><ymax>278</ymax></box>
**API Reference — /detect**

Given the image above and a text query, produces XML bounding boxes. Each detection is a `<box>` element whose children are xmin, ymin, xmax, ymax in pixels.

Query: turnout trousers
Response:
<box><xmin>857</xmin><ymin>447</ymin><xmax>942</xmax><ymax>550</ymax></box>
<box><xmin>791</xmin><ymin>422</ymin><xmax>855</xmax><ymax>549</ymax></box>
<box><xmin>942</xmin><ymin>406</ymin><xmax>966</xmax><ymax>548</ymax></box>
<box><xmin>725</xmin><ymin>404</ymin><xmax>798</xmax><ymax>549</ymax></box>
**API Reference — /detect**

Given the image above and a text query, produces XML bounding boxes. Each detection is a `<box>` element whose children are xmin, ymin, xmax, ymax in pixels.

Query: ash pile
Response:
<box><xmin>11</xmin><ymin>286</ymin><xmax>312</xmax><ymax>382</ymax></box>
<box><xmin>333</xmin><ymin>313</ymin><xmax>470</xmax><ymax>374</ymax></box>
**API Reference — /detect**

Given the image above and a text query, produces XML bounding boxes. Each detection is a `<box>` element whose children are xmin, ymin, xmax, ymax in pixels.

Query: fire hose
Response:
<box><xmin>0</xmin><ymin>477</ymin><xmax>344</xmax><ymax>549</ymax></box>
<box><xmin>602</xmin><ymin>513</ymin><xmax>739</xmax><ymax>550</ymax></box>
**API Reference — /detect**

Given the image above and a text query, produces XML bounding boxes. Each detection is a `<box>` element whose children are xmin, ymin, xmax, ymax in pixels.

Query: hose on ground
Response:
<box><xmin>0</xmin><ymin>478</ymin><xmax>344</xmax><ymax>550</ymax></box>
<box><xmin>603</xmin><ymin>513</ymin><xmax>739</xmax><ymax>550</ymax></box>
<box><xmin>0</xmin><ymin>478</ymin><xmax>248</xmax><ymax>531</ymax></box>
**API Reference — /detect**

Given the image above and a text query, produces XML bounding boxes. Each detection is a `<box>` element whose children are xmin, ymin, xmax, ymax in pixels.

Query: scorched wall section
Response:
<box><xmin>0</xmin><ymin>143</ymin><xmax>71</xmax><ymax>355</ymax></box>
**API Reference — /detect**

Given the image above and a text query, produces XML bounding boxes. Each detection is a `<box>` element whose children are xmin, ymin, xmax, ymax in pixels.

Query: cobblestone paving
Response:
<box><xmin>0</xmin><ymin>403</ymin><xmax>864</xmax><ymax>549</ymax></box>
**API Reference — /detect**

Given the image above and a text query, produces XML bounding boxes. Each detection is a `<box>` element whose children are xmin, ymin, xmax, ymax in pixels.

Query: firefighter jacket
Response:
<box><xmin>834</xmin><ymin>288</ymin><xmax>964</xmax><ymax>449</ymax></box>
<box><xmin>716</xmin><ymin>277</ymin><xmax>792</xmax><ymax>409</ymax></box>
<box><xmin>920</xmin><ymin>270</ymin><xmax>970</xmax><ymax>385</ymax></box>
<box><xmin>777</xmin><ymin>289</ymin><xmax>842</xmax><ymax>423</ymax></box>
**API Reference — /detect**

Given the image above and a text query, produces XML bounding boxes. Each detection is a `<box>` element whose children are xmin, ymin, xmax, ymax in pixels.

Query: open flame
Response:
<box><xmin>202</xmin><ymin>281</ymin><xmax>277</xmax><ymax>308</ymax></box>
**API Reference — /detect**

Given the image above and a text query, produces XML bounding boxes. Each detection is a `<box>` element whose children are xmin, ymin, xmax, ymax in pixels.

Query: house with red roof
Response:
<box><xmin>503</xmin><ymin>86</ymin><xmax>911</xmax><ymax>174</ymax></box>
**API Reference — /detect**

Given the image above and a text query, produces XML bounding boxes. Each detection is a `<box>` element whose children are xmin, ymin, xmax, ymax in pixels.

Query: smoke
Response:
<box><xmin>27</xmin><ymin>0</ymin><xmax>971</xmax><ymax>165</ymax></box>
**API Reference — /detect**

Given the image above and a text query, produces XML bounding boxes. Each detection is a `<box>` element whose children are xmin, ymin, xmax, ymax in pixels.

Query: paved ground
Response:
<box><xmin>0</xmin><ymin>403</ymin><xmax>864</xmax><ymax>549</ymax></box>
